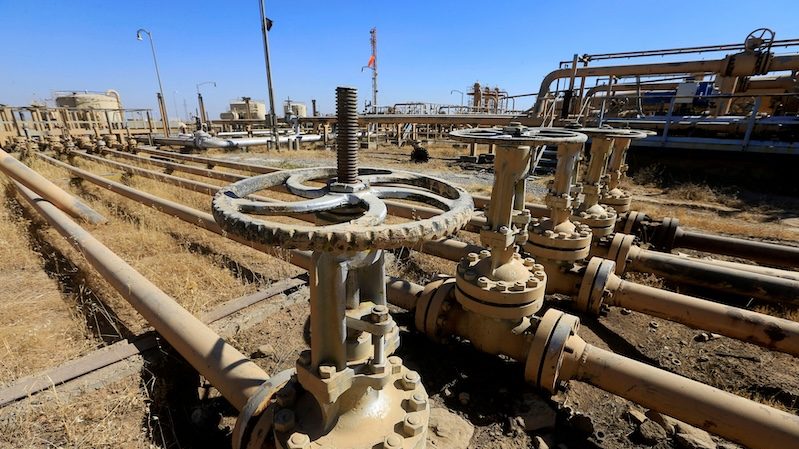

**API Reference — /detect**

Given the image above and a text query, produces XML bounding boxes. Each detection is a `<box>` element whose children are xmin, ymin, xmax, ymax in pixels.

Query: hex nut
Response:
<box><xmin>403</xmin><ymin>413</ymin><xmax>424</xmax><ymax>437</ymax></box>
<box><xmin>479</xmin><ymin>250</ymin><xmax>491</xmax><ymax>259</ymax></box>
<box><xmin>287</xmin><ymin>432</ymin><xmax>311</xmax><ymax>449</ymax></box>
<box><xmin>388</xmin><ymin>356</ymin><xmax>403</xmax><ymax>374</ymax></box>
<box><xmin>383</xmin><ymin>433</ymin><xmax>404</xmax><ymax>449</ymax></box>
<box><xmin>466</xmin><ymin>252</ymin><xmax>479</xmax><ymax>262</ymax></box>
<box><xmin>401</xmin><ymin>371</ymin><xmax>421</xmax><ymax>390</ymax></box>
<box><xmin>477</xmin><ymin>277</ymin><xmax>490</xmax><ymax>288</ymax></box>
<box><xmin>407</xmin><ymin>392</ymin><xmax>427</xmax><ymax>411</ymax></box>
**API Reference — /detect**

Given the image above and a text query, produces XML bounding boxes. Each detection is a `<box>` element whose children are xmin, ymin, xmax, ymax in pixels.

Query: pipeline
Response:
<box><xmin>11</xmin><ymin>181</ymin><xmax>268</xmax><ymax>411</ymax></box>
<box><xmin>675</xmin><ymin>228</ymin><xmax>799</xmax><ymax>269</ymax></box>
<box><xmin>561</xmin><ymin>336</ymin><xmax>799</xmax><ymax>449</ymax></box>
<box><xmin>0</xmin><ymin>148</ymin><xmax>106</xmax><ymax>224</ymax></box>
<box><xmin>34</xmin><ymin>151</ymin><xmax>799</xmax><ymax>448</ymax></box>
<box><xmin>39</xmin><ymin>153</ymin><xmax>799</xmax><ymax>358</ymax></box>
<box><xmin>531</xmin><ymin>53</ymin><xmax>799</xmax><ymax>116</ymax></box>
<box><xmin>626</xmin><ymin>246</ymin><xmax>799</xmax><ymax>303</ymax></box>
<box><xmin>87</xmin><ymin>148</ymin><xmax>799</xmax><ymax>302</ymax></box>
<box><xmin>153</xmin><ymin>131</ymin><xmax>322</xmax><ymax>149</ymax></box>
<box><xmin>604</xmin><ymin>272</ymin><xmax>799</xmax><ymax>356</ymax></box>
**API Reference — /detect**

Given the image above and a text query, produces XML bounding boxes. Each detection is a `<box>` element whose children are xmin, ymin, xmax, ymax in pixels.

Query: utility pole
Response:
<box><xmin>258</xmin><ymin>0</ymin><xmax>280</xmax><ymax>149</ymax></box>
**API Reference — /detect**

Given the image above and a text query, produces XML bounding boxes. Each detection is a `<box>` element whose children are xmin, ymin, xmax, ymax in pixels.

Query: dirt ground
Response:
<box><xmin>0</xmin><ymin>140</ymin><xmax>797</xmax><ymax>449</ymax></box>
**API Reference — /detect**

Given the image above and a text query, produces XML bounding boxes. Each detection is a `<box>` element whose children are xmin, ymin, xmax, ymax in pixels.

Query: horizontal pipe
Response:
<box><xmin>99</xmin><ymin>147</ymin><xmax>245</xmax><ymax>183</ymax></box>
<box><xmin>687</xmin><ymin>256</ymin><xmax>799</xmax><ymax>282</ymax></box>
<box><xmin>570</xmin><ymin>342</ymin><xmax>799</xmax><ymax>449</ymax></box>
<box><xmin>12</xmin><ymin>181</ymin><xmax>268</xmax><ymax>411</ymax></box>
<box><xmin>0</xmin><ymin>148</ymin><xmax>106</xmax><ymax>224</ymax></box>
<box><xmin>627</xmin><ymin>246</ymin><xmax>799</xmax><ymax>304</ymax></box>
<box><xmin>136</xmin><ymin>145</ymin><xmax>276</xmax><ymax>174</ymax></box>
<box><xmin>607</xmin><ymin>275</ymin><xmax>799</xmax><ymax>357</ymax></box>
<box><xmin>675</xmin><ymin>228</ymin><xmax>799</xmax><ymax>269</ymax></box>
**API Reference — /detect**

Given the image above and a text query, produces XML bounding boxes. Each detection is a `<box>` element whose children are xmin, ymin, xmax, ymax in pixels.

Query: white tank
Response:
<box><xmin>55</xmin><ymin>90</ymin><xmax>123</xmax><ymax>120</ymax></box>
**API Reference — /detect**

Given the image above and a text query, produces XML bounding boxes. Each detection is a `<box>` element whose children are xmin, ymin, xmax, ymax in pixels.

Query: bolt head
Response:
<box><xmin>383</xmin><ymin>433</ymin><xmax>404</xmax><ymax>449</ymax></box>
<box><xmin>466</xmin><ymin>252</ymin><xmax>479</xmax><ymax>262</ymax></box>
<box><xmin>477</xmin><ymin>277</ymin><xmax>490</xmax><ymax>288</ymax></box>
<box><xmin>403</xmin><ymin>414</ymin><xmax>425</xmax><ymax>436</ymax></box>
<box><xmin>523</xmin><ymin>257</ymin><xmax>536</xmax><ymax>267</ymax></box>
<box><xmin>287</xmin><ymin>432</ymin><xmax>311</xmax><ymax>449</ymax></box>
<box><xmin>388</xmin><ymin>356</ymin><xmax>403</xmax><ymax>374</ymax></box>
<box><xmin>371</xmin><ymin>305</ymin><xmax>390</xmax><ymax>322</ymax></box>
<box><xmin>401</xmin><ymin>370</ymin><xmax>421</xmax><ymax>390</ymax></box>
<box><xmin>511</xmin><ymin>281</ymin><xmax>526</xmax><ymax>292</ymax></box>
<box><xmin>407</xmin><ymin>392</ymin><xmax>428</xmax><ymax>411</ymax></box>
<box><xmin>526</xmin><ymin>278</ymin><xmax>539</xmax><ymax>288</ymax></box>
<box><xmin>479</xmin><ymin>250</ymin><xmax>491</xmax><ymax>259</ymax></box>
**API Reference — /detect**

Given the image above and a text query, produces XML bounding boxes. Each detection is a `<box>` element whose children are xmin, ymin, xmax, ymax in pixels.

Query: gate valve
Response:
<box><xmin>215</xmin><ymin>87</ymin><xmax>473</xmax><ymax>449</ymax></box>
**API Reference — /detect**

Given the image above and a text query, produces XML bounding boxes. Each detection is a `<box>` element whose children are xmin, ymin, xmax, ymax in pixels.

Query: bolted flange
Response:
<box><xmin>524</xmin><ymin>308</ymin><xmax>581</xmax><ymax>393</ymax></box>
<box><xmin>525</xmin><ymin>217</ymin><xmax>593</xmax><ymax>263</ymax></box>
<box><xmin>454</xmin><ymin>251</ymin><xmax>547</xmax><ymax>319</ymax></box>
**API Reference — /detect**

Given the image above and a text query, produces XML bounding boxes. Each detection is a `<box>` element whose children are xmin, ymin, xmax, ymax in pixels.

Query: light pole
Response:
<box><xmin>136</xmin><ymin>28</ymin><xmax>170</xmax><ymax>136</ymax></box>
<box><xmin>196</xmin><ymin>81</ymin><xmax>216</xmax><ymax>127</ymax></box>
<box><xmin>450</xmin><ymin>89</ymin><xmax>464</xmax><ymax>106</ymax></box>
<box><xmin>258</xmin><ymin>0</ymin><xmax>280</xmax><ymax>149</ymax></box>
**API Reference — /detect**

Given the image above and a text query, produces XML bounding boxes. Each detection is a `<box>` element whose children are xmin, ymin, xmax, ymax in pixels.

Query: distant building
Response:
<box><xmin>220</xmin><ymin>98</ymin><xmax>266</xmax><ymax>120</ymax></box>
<box><xmin>283</xmin><ymin>100</ymin><xmax>307</xmax><ymax>118</ymax></box>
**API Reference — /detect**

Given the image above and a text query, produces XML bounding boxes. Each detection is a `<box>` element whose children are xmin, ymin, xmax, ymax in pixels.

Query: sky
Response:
<box><xmin>1</xmin><ymin>0</ymin><xmax>798</xmax><ymax>120</ymax></box>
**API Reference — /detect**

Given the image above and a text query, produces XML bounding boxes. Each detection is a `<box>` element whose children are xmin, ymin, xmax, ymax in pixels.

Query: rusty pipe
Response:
<box><xmin>12</xmin><ymin>181</ymin><xmax>269</xmax><ymax>411</ymax></box>
<box><xmin>561</xmin><ymin>337</ymin><xmax>799</xmax><ymax>449</ymax></box>
<box><xmin>0</xmin><ymin>148</ymin><xmax>106</xmax><ymax>224</ymax></box>
<box><xmin>136</xmin><ymin>145</ymin><xmax>276</xmax><ymax>174</ymax></box>
<box><xmin>674</xmin><ymin>228</ymin><xmax>799</xmax><ymax>269</ymax></box>
<box><xmin>532</xmin><ymin>54</ymin><xmax>799</xmax><ymax>116</ymax></box>
<box><xmin>625</xmin><ymin>246</ymin><xmax>799</xmax><ymax>304</ymax></box>
<box><xmin>687</xmin><ymin>256</ymin><xmax>799</xmax><ymax>282</ymax></box>
<box><xmin>99</xmin><ymin>147</ymin><xmax>245</xmax><ymax>183</ymax></box>
<box><xmin>605</xmin><ymin>274</ymin><xmax>799</xmax><ymax>357</ymax></box>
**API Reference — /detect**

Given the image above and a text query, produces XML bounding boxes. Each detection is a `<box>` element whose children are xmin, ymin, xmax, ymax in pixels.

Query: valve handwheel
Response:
<box><xmin>449</xmin><ymin>125</ymin><xmax>588</xmax><ymax>146</ymax></box>
<box><xmin>212</xmin><ymin>167</ymin><xmax>473</xmax><ymax>252</ymax></box>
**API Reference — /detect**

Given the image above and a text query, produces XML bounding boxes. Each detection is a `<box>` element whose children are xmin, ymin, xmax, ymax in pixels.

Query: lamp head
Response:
<box><xmin>136</xmin><ymin>29</ymin><xmax>147</xmax><ymax>41</ymax></box>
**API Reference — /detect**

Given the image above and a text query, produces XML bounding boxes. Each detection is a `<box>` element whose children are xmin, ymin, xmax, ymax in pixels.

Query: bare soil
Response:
<box><xmin>0</xmin><ymin>140</ymin><xmax>796</xmax><ymax>448</ymax></box>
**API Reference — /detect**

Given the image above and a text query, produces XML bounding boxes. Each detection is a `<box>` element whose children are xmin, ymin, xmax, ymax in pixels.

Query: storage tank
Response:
<box><xmin>228</xmin><ymin>98</ymin><xmax>266</xmax><ymax>120</ymax></box>
<box><xmin>55</xmin><ymin>90</ymin><xmax>123</xmax><ymax>120</ymax></box>
<box><xmin>283</xmin><ymin>100</ymin><xmax>307</xmax><ymax>118</ymax></box>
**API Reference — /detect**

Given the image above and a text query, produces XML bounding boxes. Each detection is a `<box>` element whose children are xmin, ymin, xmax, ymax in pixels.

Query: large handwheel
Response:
<box><xmin>449</xmin><ymin>125</ymin><xmax>587</xmax><ymax>146</ymax></box>
<box><xmin>212</xmin><ymin>167</ymin><xmax>474</xmax><ymax>252</ymax></box>
<box><xmin>745</xmin><ymin>28</ymin><xmax>775</xmax><ymax>52</ymax></box>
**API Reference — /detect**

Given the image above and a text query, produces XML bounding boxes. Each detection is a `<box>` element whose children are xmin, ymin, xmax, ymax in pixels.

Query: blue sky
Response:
<box><xmin>1</xmin><ymin>1</ymin><xmax>797</xmax><ymax>119</ymax></box>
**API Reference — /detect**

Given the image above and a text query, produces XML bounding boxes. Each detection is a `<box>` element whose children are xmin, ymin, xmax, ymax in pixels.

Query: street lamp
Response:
<box><xmin>136</xmin><ymin>28</ymin><xmax>170</xmax><ymax>136</ymax></box>
<box><xmin>196</xmin><ymin>81</ymin><xmax>216</xmax><ymax>128</ymax></box>
<box><xmin>450</xmin><ymin>89</ymin><xmax>464</xmax><ymax>106</ymax></box>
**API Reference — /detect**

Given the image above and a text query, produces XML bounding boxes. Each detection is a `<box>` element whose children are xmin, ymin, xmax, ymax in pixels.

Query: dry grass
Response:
<box><xmin>0</xmin><ymin>181</ymin><xmax>95</xmax><ymax>386</ymax></box>
<box><xmin>0</xmin><ymin>378</ymin><xmax>149</xmax><ymax>448</ymax></box>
